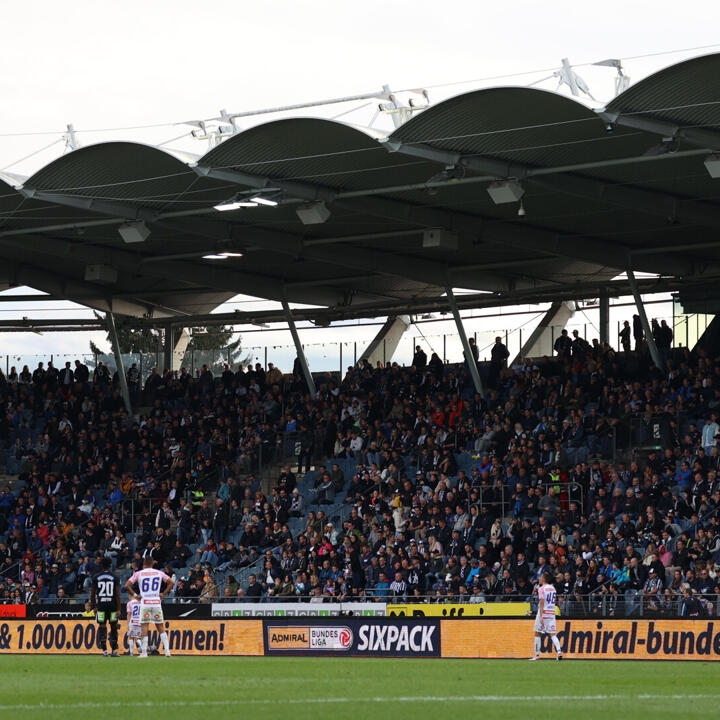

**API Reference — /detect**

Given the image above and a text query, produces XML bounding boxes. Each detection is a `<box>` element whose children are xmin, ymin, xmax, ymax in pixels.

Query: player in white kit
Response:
<box><xmin>530</xmin><ymin>572</ymin><xmax>563</xmax><ymax>660</ymax></box>
<box><xmin>125</xmin><ymin>594</ymin><xmax>142</xmax><ymax>656</ymax></box>
<box><xmin>125</xmin><ymin>557</ymin><xmax>174</xmax><ymax>658</ymax></box>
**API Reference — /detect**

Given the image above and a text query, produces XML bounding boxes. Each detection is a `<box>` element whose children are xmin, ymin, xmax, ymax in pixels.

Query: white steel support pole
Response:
<box><xmin>282</xmin><ymin>297</ymin><xmax>316</xmax><ymax>397</ymax></box>
<box><xmin>626</xmin><ymin>268</ymin><xmax>663</xmax><ymax>370</ymax></box>
<box><xmin>447</xmin><ymin>286</ymin><xmax>484</xmax><ymax>395</ymax></box>
<box><xmin>106</xmin><ymin>311</ymin><xmax>132</xmax><ymax>414</ymax></box>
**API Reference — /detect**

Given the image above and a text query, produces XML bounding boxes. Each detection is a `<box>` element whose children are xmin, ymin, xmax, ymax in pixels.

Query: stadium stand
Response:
<box><xmin>1</xmin><ymin>326</ymin><xmax>719</xmax><ymax>619</ymax></box>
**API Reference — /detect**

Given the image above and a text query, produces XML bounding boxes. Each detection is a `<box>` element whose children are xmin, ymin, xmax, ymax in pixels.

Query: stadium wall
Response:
<box><xmin>1</xmin><ymin>617</ymin><xmax>720</xmax><ymax>660</ymax></box>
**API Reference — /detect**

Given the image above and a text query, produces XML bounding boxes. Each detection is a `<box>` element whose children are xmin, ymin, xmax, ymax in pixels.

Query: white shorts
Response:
<box><xmin>128</xmin><ymin>623</ymin><xmax>142</xmax><ymax>639</ymax></box>
<box><xmin>534</xmin><ymin>615</ymin><xmax>556</xmax><ymax>634</ymax></box>
<box><xmin>140</xmin><ymin>603</ymin><xmax>164</xmax><ymax>624</ymax></box>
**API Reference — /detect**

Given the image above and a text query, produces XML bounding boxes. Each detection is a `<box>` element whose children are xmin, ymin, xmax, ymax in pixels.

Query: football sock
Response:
<box><xmin>109</xmin><ymin>623</ymin><xmax>118</xmax><ymax>651</ymax></box>
<box><xmin>551</xmin><ymin>635</ymin><xmax>562</xmax><ymax>653</ymax></box>
<box><xmin>97</xmin><ymin>625</ymin><xmax>107</xmax><ymax>652</ymax></box>
<box><xmin>534</xmin><ymin>637</ymin><xmax>541</xmax><ymax>656</ymax></box>
<box><xmin>141</xmin><ymin>636</ymin><xmax>148</xmax><ymax>654</ymax></box>
<box><xmin>159</xmin><ymin>632</ymin><xmax>169</xmax><ymax>653</ymax></box>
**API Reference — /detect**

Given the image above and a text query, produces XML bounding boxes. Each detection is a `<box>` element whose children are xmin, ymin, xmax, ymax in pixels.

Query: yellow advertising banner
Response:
<box><xmin>2</xmin><ymin>617</ymin><xmax>718</xmax><ymax>660</ymax></box>
<box><xmin>0</xmin><ymin>619</ymin><xmax>263</xmax><ymax>656</ymax></box>
<box><xmin>387</xmin><ymin>603</ymin><xmax>541</xmax><ymax>617</ymax></box>
<box><xmin>441</xmin><ymin>619</ymin><xmax>720</xmax><ymax>660</ymax></box>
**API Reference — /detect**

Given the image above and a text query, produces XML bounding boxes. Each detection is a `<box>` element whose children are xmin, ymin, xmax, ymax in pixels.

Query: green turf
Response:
<box><xmin>0</xmin><ymin>656</ymin><xmax>717</xmax><ymax>720</ymax></box>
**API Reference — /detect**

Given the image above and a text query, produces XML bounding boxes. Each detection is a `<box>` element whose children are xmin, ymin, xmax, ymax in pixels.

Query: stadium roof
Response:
<box><xmin>1</xmin><ymin>53</ymin><xmax>719</xmax><ymax>325</ymax></box>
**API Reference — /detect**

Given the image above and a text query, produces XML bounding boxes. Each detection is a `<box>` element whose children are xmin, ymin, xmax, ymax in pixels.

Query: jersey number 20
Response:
<box><xmin>98</xmin><ymin>579</ymin><xmax>114</xmax><ymax>601</ymax></box>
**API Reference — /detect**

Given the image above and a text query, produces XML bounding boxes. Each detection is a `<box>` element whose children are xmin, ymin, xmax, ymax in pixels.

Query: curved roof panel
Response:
<box><xmin>391</xmin><ymin>86</ymin><xmax>650</xmax><ymax>169</ymax></box>
<box><xmin>0</xmin><ymin>178</ymin><xmax>23</xmax><ymax>214</ymax></box>
<box><xmin>200</xmin><ymin>117</ymin><xmax>434</xmax><ymax>192</ymax></box>
<box><xmin>607</xmin><ymin>53</ymin><xmax>720</xmax><ymax>128</ymax></box>
<box><xmin>25</xmin><ymin>142</ymin><xmax>199</xmax><ymax>209</ymax></box>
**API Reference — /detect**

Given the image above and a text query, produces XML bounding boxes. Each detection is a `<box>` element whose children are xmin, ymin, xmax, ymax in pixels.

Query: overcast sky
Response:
<box><xmin>0</xmin><ymin>1</ymin><xmax>717</xmax><ymax>360</ymax></box>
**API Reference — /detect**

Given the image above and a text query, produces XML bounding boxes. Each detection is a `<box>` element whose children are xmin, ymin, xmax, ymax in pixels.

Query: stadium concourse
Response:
<box><xmin>0</xmin><ymin>327</ymin><xmax>719</xmax><ymax>618</ymax></box>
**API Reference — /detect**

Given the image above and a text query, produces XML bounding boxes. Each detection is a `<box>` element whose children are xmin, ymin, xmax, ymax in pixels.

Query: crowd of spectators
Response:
<box><xmin>0</xmin><ymin>322</ymin><xmax>719</xmax><ymax>617</ymax></box>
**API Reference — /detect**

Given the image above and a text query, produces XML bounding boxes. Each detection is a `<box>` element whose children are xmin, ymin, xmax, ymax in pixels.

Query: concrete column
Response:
<box><xmin>163</xmin><ymin>323</ymin><xmax>175</xmax><ymax>373</ymax></box>
<box><xmin>446</xmin><ymin>286</ymin><xmax>483</xmax><ymax>395</ymax></box>
<box><xmin>172</xmin><ymin>329</ymin><xmax>191</xmax><ymax>371</ymax></box>
<box><xmin>359</xmin><ymin>315</ymin><xmax>410</xmax><ymax>366</ymax></box>
<box><xmin>626</xmin><ymin>268</ymin><xmax>663</xmax><ymax>370</ymax></box>
<box><xmin>282</xmin><ymin>297</ymin><xmax>316</xmax><ymax>396</ymax></box>
<box><xmin>106</xmin><ymin>311</ymin><xmax>132</xmax><ymax>414</ymax></box>
<box><xmin>511</xmin><ymin>301</ymin><xmax>575</xmax><ymax>364</ymax></box>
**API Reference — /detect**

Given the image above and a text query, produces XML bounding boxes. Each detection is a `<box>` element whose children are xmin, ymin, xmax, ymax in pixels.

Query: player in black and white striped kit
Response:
<box><xmin>90</xmin><ymin>557</ymin><xmax>121</xmax><ymax>657</ymax></box>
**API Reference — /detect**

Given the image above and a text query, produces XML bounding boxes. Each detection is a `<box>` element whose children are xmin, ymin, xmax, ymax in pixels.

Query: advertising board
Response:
<box><xmin>1</xmin><ymin>616</ymin><xmax>717</xmax><ymax>660</ymax></box>
<box><xmin>0</xmin><ymin>619</ymin><xmax>263</xmax><ymax>656</ymax></box>
<box><xmin>441</xmin><ymin>619</ymin><xmax>720</xmax><ymax>660</ymax></box>
<box><xmin>264</xmin><ymin>617</ymin><xmax>440</xmax><ymax>657</ymax></box>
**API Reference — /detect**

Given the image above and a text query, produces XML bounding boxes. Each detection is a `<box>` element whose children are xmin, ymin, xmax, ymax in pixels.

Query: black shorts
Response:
<box><xmin>96</xmin><ymin>605</ymin><xmax>118</xmax><ymax>623</ymax></box>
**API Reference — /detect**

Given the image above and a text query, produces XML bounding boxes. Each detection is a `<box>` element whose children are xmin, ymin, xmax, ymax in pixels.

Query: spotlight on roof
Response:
<box><xmin>214</xmin><ymin>200</ymin><xmax>258</xmax><ymax>211</ymax></box>
<box><xmin>250</xmin><ymin>195</ymin><xmax>278</xmax><ymax>206</ymax></box>
<box><xmin>487</xmin><ymin>180</ymin><xmax>524</xmax><ymax>205</ymax></box>
<box><xmin>296</xmin><ymin>201</ymin><xmax>330</xmax><ymax>225</ymax></box>
<box><xmin>118</xmin><ymin>221</ymin><xmax>150</xmax><ymax>244</ymax></box>
<box><xmin>517</xmin><ymin>200</ymin><xmax>526</xmax><ymax>217</ymax></box>
<box><xmin>704</xmin><ymin>154</ymin><xmax>720</xmax><ymax>178</ymax></box>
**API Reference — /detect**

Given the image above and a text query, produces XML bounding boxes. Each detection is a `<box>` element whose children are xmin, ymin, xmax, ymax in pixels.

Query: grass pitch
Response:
<box><xmin>0</xmin><ymin>655</ymin><xmax>716</xmax><ymax>720</ymax></box>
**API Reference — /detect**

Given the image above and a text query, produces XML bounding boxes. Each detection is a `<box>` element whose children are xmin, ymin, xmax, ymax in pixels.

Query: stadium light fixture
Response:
<box><xmin>117</xmin><ymin>221</ymin><xmax>150</xmax><ymax>244</ymax></box>
<box><xmin>296</xmin><ymin>201</ymin><xmax>331</xmax><ymax>225</ymax></box>
<box><xmin>704</xmin><ymin>154</ymin><xmax>720</xmax><ymax>178</ymax></box>
<box><xmin>250</xmin><ymin>195</ymin><xmax>278</xmax><ymax>206</ymax></box>
<box><xmin>213</xmin><ymin>200</ymin><xmax>258</xmax><ymax>211</ymax></box>
<box><xmin>487</xmin><ymin>180</ymin><xmax>525</xmax><ymax>205</ymax></box>
<box><xmin>202</xmin><ymin>251</ymin><xmax>244</xmax><ymax>260</ymax></box>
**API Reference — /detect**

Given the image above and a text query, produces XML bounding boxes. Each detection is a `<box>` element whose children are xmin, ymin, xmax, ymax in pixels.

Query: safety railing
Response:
<box><xmin>20</xmin><ymin>593</ymin><xmax>720</xmax><ymax>618</ymax></box>
<box><xmin>474</xmin><ymin>481</ymin><xmax>584</xmax><ymax>521</ymax></box>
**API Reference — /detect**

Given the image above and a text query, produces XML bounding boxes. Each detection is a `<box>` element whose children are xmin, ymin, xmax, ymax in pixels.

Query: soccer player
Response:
<box><xmin>126</xmin><ymin>593</ymin><xmax>142</xmax><ymax>656</ymax></box>
<box><xmin>90</xmin><ymin>557</ymin><xmax>121</xmax><ymax>657</ymax></box>
<box><xmin>125</xmin><ymin>556</ymin><xmax>174</xmax><ymax>658</ymax></box>
<box><xmin>530</xmin><ymin>572</ymin><xmax>563</xmax><ymax>660</ymax></box>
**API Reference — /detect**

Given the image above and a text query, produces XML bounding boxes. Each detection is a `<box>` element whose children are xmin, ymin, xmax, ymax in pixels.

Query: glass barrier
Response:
<box><xmin>0</xmin><ymin>312</ymin><xmax>713</xmax><ymax>377</ymax></box>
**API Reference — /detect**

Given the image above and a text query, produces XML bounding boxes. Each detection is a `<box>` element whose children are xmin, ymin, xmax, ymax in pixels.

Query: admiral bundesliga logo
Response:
<box><xmin>269</xmin><ymin>626</ymin><xmax>353</xmax><ymax>651</ymax></box>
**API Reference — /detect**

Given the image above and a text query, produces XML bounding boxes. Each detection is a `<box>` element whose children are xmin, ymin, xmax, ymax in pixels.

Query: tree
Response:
<box><xmin>89</xmin><ymin>313</ymin><xmax>249</xmax><ymax>371</ymax></box>
<box><xmin>89</xmin><ymin>313</ymin><xmax>162</xmax><ymax>355</ymax></box>
<box><xmin>183</xmin><ymin>326</ymin><xmax>250</xmax><ymax>370</ymax></box>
